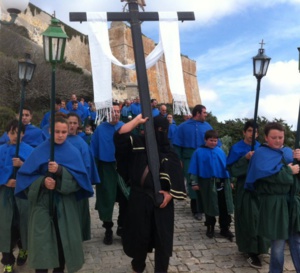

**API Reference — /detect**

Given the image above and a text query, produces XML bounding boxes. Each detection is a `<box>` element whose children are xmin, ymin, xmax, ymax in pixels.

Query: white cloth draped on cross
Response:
<box><xmin>86</xmin><ymin>11</ymin><xmax>191</xmax><ymax>121</ymax></box>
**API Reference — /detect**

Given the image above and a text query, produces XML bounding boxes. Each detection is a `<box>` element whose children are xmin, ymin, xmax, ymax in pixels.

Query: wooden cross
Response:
<box><xmin>70</xmin><ymin>1</ymin><xmax>194</xmax><ymax>206</ymax></box>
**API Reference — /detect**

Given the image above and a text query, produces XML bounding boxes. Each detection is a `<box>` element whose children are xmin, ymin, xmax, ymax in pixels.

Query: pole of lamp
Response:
<box><xmin>13</xmin><ymin>80</ymin><xmax>26</xmax><ymax>178</ymax></box>
<box><xmin>50</xmin><ymin>63</ymin><xmax>56</xmax><ymax>161</ymax></box>
<box><xmin>251</xmin><ymin>77</ymin><xmax>261</xmax><ymax>151</ymax></box>
<box><xmin>48</xmin><ymin>63</ymin><xmax>56</xmax><ymax>218</ymax></box>
<box><xmin>293</xmin><ymin>101</ymin><xmax>300</xmax><ymax>165</ymax></box>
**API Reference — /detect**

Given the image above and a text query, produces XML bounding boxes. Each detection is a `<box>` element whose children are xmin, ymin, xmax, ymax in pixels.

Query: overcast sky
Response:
<box><xmin>28</xmin><ymin>0</ymin><xmax>300</xmax><ymax>129</ymax></box>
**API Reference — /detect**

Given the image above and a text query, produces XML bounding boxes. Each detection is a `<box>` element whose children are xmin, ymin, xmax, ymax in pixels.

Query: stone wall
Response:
<box><xmin>2</xmin><ymin>3</ymin><xmax>201</xmax><ymax>107</ymax></box>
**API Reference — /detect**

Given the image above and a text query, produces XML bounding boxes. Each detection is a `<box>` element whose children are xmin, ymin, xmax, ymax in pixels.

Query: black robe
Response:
<box><xmin>114</xmin><ymin>132</ymin><xmax>186</xmax><ymax>258</ymax></box>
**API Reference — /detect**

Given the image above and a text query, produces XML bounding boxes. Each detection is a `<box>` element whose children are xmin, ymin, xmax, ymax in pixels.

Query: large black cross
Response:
<box><xmin>70</xmin><ymin>1</ymin><xmax>194</xmax><ymax>206</ymax></box>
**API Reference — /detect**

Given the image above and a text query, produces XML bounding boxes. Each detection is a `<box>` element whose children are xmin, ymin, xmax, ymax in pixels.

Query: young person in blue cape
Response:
<box><xmin>90</xmin><ymin>102</ymin><xmax>128</xmax><ymax>245</ymax></box>
<box><xmin>66</xmin><ymin>112</ymin><xmax>100</xmax><ymax>241</ymax></box>
<box><xmin>15</xmin><ymin>115</ymin><xmax>94</xmax><ymax>273</ymax></box>
<box><xmin>21</xmin><ymin>106</ymin><xmax>44</xmax><ymax>148</ymax></box>
<box><xmin>167</xmin><ymin>113</ymin><xmax>177</xmax><ymax>145</ymax></box>
<box><xmin>173</xmin><ymin>105</ymin><xmax>220</xmax><ymax>221</ymax></box>
<box><xmin>40</xmin><ymin>98</ymin><xmax>69</xmax><ymax>129</ymax></box>
<box><xmin>227</xmin><ymin>120</ymin><xmax>270</xmax><ymax>269</ymax></box>
<box><xmin>0</xmin><ymin>120</ymin><xmax>33</xmax><ymax>273</ymax></box>
<box><xmin>188</xmin><ymin>130</ymin><xmax>234</xmax><ymax>241</ymax></box>
<box><xmin>245</xmin><ymin>122</ymin><xmax>300</xmax><ymax>273</ymax></box>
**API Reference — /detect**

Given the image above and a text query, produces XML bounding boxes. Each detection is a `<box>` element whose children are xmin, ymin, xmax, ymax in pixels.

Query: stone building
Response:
<box><xmin>2</xmin><ymin>3</ymin><xmax>201</xmax><ymax>106</ymax></box>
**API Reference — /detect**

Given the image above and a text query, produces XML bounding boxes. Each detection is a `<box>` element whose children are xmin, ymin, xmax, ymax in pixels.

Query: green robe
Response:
<box><xmin>0</xmin><ymin>187</ymin><xmax>28</xmax><ymax>252</ymax></box>
<box><xmin>255</xmin><ymin>165</ymin><xmax>294</xmax><ymax>240</ymax></box>
<box><xmin>290</xmin><ymin>175</ymin><xmax>300</xmax><ymax>233</ymax></box>
<box><xmin>95</xmin><ymin>161</ymin><xmax>119</xmax><ymax>221</ymax></box>
<box><xmin>228</xmin><ymin>156</ymin><xmax>270</xmax><ymax>254</ymax></box>
<box><xmin>195</xmin><ymin>177</ymin><xmax>234</xmax><ymax>216</ymax></box>
<box><xmin>174</xmin><ymin>146</ymin><xmax>203</xmax><ymax>212</ymax></box>
<box><xmin>27</xmin><ymin>168</ymin><xmax>84</xmax><ymax>273</ymax></box>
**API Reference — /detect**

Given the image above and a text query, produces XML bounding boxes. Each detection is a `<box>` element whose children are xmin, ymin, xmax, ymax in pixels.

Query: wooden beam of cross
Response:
<box><xmin>70</xmin><ymin>2</ymin><xmax>195</xmax><ymax>206</ymax></box>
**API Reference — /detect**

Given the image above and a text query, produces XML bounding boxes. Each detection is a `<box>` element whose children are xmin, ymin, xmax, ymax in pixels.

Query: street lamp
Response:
<box><xmin>251</xmin><ymin>40</ymin><xmax>271</xmax><ymax>150</ymax></box>
<box><xmin>42</xmin><ymin>17</ymin><xmax>68</xmax><ymax>161</ymax></box>
<box><xmin>14</xmin><ymin>53</ymin><xmax>36</xmax><ymax>176</ymax></box>
<box><xmin>42</xmin><ymin>17</ymin><xmax>68</xmax><ymax>217</ymax></box>
<box><xmin>0</xmin><ymin>0</ymin><xmax>29</xmax><ymax>25</ymax></box>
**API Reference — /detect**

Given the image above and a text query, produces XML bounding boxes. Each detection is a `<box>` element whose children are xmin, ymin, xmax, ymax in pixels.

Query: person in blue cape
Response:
<box><xmin>130</xmin><ymin>97</ymin><xmax>142</xmax><ymax>118</ymax></box>
<box><xmin>40</xmin><ymin>98</ymin><xmax>69</xmax><ymax>129</ymax></box>
<box><xmin>120</xmin><ymin>99</ymin><xmax>133</xmax><ymax>123</ymax></box>
<box><xmin>227</xmin><ymin>120</ymin><xmax>269</xmax><ymax>269</ymax></box>
<box><xmin>173</xmin><ymin>104</ymin><xmax>218</xmax><ymax>221</ymax></box>
<box><xmin>90</xmin><ymin>102</ymin><xmax>127</xmax><ymax>245</ymax></box>
<box><xmin>15</xmin><ymin>115</ymin><xmax>94</xmax><ymax>273</ymax></box>
<box><xmin>151</xmin><ymin>99</ymin><xmax>159</xmax><ymax>117</ymax></box>
<box><xmin>0</xmin><ymin>120</ymin><xmax>33</xmax><ymax>273</ymax></box>
<box><xmin>0</xmin><ymin>132</ymin><xmax>9</xmax><ymax>145</ymax></box>
<box><xmin>67</xmin><ymin>112</ymin><xmax>100</xmax><ymax>241</ymax></box>
<box><xmin>245</xmin><ymin>122</ymin><xmax>300</xmax><ymax>273</ymax></box>
<box><xmin>189</xmin><ymin>130</ymin><xmax>234</xmax><ymax>241</ymax></box>
<box><xmin>167</xmin><ymin>113</ymin><xmax>177</xmax><ymax>145</ymax></box>
<box><xmin>21</xmin><ymin>106</ymin><xmax>44</xmax><ymax>148</ymax></box>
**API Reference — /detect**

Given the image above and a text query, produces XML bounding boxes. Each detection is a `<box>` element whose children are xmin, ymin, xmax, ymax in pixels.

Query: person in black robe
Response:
<box><xmin>114</xmin><ymin>114</ymin><xmax>186</xmax><ymax>273</ymax></box>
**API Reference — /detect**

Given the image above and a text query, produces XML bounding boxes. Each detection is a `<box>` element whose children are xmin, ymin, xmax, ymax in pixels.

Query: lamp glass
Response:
<box><xmin>18</xmin><ymin>54</ymin><xmax>36</xmax><ymax>82</ymax></box>
<box><xmin>253</xmin><ymin>48</ymin><xmax>271</xmax><ymax>78</ymax></box>
<box><xmin>2</xmin><ymin>0</ymin><xmax>29</xmax><ymax>13</ymax></box>
<box><xmin>42</xmin><ymin>18</ymin><xmax>68</xmax><ymax>64</ymax></box>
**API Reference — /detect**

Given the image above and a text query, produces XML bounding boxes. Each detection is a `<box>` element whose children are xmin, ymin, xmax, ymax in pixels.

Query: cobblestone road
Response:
<box><xmin>1</xmin><ymin>195</ymin><xmax>297</xmax><ymax>273</ymax></box>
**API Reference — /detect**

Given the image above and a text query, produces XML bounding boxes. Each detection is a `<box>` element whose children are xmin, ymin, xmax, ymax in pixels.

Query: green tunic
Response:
<box><xmin>0</xmin><ymin>187</ymin><xmax>28</xmax><ymax>252</ymax></box>
<box><xmin>255</xmin><ymin>165</ymin><xmax>294</xmax><ymax>240</ymax></box>
<box><xmin>95</xmin><ymin>161</ymin><xmax>119</xmax><ymax>221</ymax></box>
<box><xmin>174</xmin><ymin>146</ymin><xmax>203</xmax><ymax>212</ymax></box>
<box><xmin>228</xmin><ymin>157</ymin><xmax>270</xmax><ymax>254</ymax></box>
<box><xmin>290</xmin><ymin>175</ymin><xmax>300</xmax><ymax>233</ymax></box>
<box><xmin>27</xmin><ymin>168</ymin><xmax>84</xmax><ymax>273</ymax></box>
<box><xmin>195</xmin><ymin>177</ymin><xmax>234</xmax><ymax>216</ymax></box>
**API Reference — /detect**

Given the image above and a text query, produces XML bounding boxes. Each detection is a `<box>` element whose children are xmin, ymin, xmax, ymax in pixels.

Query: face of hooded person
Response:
<box><xmin>153</xmin><ymin>116</ymin><xmax>170</xmax><ymax>153</ymax></box>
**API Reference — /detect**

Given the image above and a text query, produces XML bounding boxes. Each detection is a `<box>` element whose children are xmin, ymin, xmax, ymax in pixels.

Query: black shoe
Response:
<box><xmin>247</xmin><ymin>255</ymin><xmax>262</xmax><ymax>269</ymax></box>
<box><xmin>116</xmin><ymin>226</ymin><xmax>123</xmax><ymax>237</ymax></box>
<box><xmin>206</xmin><ymin>226</ymin><xmax>214</xmax><ymax>238</ymax></box>
<box><xmin>193</xmin><ymin>213</ymin><xmax>202</xmax><ymax>221</ymax></box>
<box><xmin>103</xmin><ymin>233</ymin><xmax>113</xmax><ymax>245</ymax></box>
<box><xmin>220</xmin><ymin>229</ymin><xmax>234</xmax><ymax>241</ymax></box>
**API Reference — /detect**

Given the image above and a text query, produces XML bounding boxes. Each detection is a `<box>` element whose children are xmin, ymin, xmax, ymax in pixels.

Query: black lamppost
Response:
<box><xmin>14</xmin><ymin>53</ymin><xmax>36</xmax><ymax>176</ymax></box>
<box><xmin>0</xmin><ymin>0</ymin><xmax>29</xmax><ymax>25</ymax></box>
<box><xmin>42</xmin><ymin>17</ymin><xmax>68</xmax><ymax>161</ymax></box>
<box><xmin>42</xmin><ymin>17</ymin><xmax>68</xmax><ymax>217</ymax></box>
<box><xmin>295</xmin><ymin>48</ymin><xmax>300</xmax><ymax>151</ymax></box>
<box><xmin>251</xmin><ymin>40</ymin><xmax>271</xmax><ymax>150</ymax></box>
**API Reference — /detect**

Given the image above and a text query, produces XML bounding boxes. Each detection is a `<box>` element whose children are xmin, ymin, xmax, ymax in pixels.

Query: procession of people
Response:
<box><xmin>0</xmin><ymin>96</ymin><xmax>300</xmax><ymax>273</ymax></box>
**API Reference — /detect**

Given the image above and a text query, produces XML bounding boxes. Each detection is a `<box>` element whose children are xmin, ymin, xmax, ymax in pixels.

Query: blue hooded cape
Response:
<box><xmin>188</xmin><ymin>146</ymin><xmax>229</xmax><ymax>178</ymax></box>
<box><xmin>227</xmin><ymin>140</ymin><xmax>260</xmax><ymax>166</ymax></box>
<box><xmin>90</xmin><ymin>121</ymin><xmax>124</xmax><ymax>162</ymax></box>
<box><xmin>67</xmin><ymin>135</ymin><xmax>100</xmax><ymax>185</ymax></box>
<box><xmin>22</xmin><ymin>124</ymin><xmax>44</xmax><ymax>148</ymax></box>
<box><xmin>245</xmin><ymin>145</ymin><xmax>293</xmax><ymax>191</ymax></box>
<box><xmin>0</xmin><ymin>132</ymin><xmax>9</xmax><ymax>145</ymax></box>
<box><xmin>0</xmin><ymin>142</ymin><xmax>33</xmax><ymax>185</ymax></box>
<box><xmin>173</xmin><ymin>119</ymin><xmax>213</xmax><ymax>149</ymax></box>
<box><xmin>15</xmin><ymin>139</ymin><xmax>94</xmax><ymax>200</ymax></box>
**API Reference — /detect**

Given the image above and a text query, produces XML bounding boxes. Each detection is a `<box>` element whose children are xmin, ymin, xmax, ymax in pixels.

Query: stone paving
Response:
<box><xmin>1</xmin><ymin>195</ymin><xmax>297</xmax><ymax>273</ymax></box>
